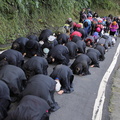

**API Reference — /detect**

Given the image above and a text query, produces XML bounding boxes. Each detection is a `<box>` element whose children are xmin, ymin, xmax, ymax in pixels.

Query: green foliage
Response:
<box><xmin>0</xmin><ymin>0</ymin><xmax>119</xmax><ymax>44</ymax></box>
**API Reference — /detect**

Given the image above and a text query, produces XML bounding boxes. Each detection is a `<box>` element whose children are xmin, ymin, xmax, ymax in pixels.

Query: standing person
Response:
<box><xmin>65</xmin><ymin>18</ymin><xmax>74</xmax><ymax>33</ymax></box>
<box><xmin>117</xmin><ymin>16</ymin><xmax>120</xmax><ymax>36</ymax></box>
<box><xmin>109</xmin><ymin>21</ymin><xmax>119</xmax><ymax>36</ymax></box>
<box><xmin>87</xmin><ymin>8</ymin><xmax>92</xmax><ymax>16</ymax></box>
<box><xmin>79</xmin><ymin>8</ymin><xmax>87</xmax><ymax>23</ymax></box>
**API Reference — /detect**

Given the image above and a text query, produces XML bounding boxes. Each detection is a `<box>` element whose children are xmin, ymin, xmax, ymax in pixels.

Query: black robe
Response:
<box><xmin>22</xmin><ymin>56</ymin><xmax>48</xmax><ymax>79</ymax></box>
<box><xmin>47</xmin><ymin>44</ymin><xmax>70</xmax><ymax>65</ymax></box>
<box><xmin>50</xmin><ymin>64</ymin><xmax>74</xmax><ymax>93</ymax></box>
<box><xmin>86</xmin><ymin>48</ymin><xmax>101</xmax><ymax>61</ymax></box>
<box><xmin>66</xmin><ymin>41</ymin><xmax>78</xmax><ymax>59</ymax></box>
<box><xmin>102</xmin><ymin>35</ymin><xmax>112</xmax><ymax>48</ymax></box>
<box><xmin>25</xmin><ymin>40</ymin><xmax>44</xmax><ymax>58</ymax></box>
<box><xmin>0</xmin><ymin>65</ymin><xmax>27</xmax><ymax>96</ymax></box>
<box><xmin>27</xmin><ymin>35</ymin><xmax>39</xmax><ymax>41</ymax></box>
<box><xmin>11</xmin><ymin>37</ymin><xmax>29</xmax><ymax>54</ymax></box>
<box><xmin>71</xmin><ymin>36</ymin><xmax>82</xmax><ymax>43</ymax></box>
<box><xmin>39</xmin><ymin>29</ymin><xmax>53</xmax><ymax>42</ymax></box>
<box><xmin>77</xmin><ymin>28</ymin><xmax>87</xmax><ymax>39</ymax></box>
<box><xmin>95</xmin><ymin>45</ymin><xmax>105</xmax><ymax>61</ymax></box>
<box><xmin>86</xmin><ymin>49</ymin><xmax>100</xmax><ymax>67</ymax></box>
<box><xmin>76</xmin><ymin>40</ymin><xmax>86</xmax><ymax>54</ymax></box>
<box><xmin>70</xmin><ymin>54</ymin><xmax>91</xmax><ymax>75</ymax></box>
<box><xmin>41</xmin><ymin>39</ymin><xmax>58</xmax><ymax>51</ymax></box>
<box><xmin>0</xmin><ymin>81</ymin><xmax>11</xmax><ymax>120</ymax></box>
<box><xmin>57</xmin><ymin>33</ymin><xmax>69</xmax><ymax>45</ymax></box>
<box><xmin>22</xmin><ymin>74</ymin><xmax>60</xmax><ymax>112</ymax></box>
<box><xmin>0</xmin><ymin>49</ymin><xmax>24</xmax><ymax>68</ymax></box>
<box><xmin>5</xmin><ymin>95</ymin><xmax>50</xmax><ymax>120</ymax></box>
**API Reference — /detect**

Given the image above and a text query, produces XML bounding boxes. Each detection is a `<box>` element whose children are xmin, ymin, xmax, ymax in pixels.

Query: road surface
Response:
<box><xmin>49</xmin><ymin>38</ymin><xmax>120</xmax><ymax>120</ymax></box>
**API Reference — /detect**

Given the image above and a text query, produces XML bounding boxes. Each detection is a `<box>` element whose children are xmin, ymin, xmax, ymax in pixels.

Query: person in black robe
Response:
<box><xmin>70</xmin><ymin>54</ymin><xmax>91</xmax><ymax>76</ymax></box>
<box><xmin>76</xmin><ymin>40</ymin><xmax>86</xmax><ymax>54</ymax></box>
<box><xmin>65</xmin><ymin>41</ymin><xmax>78</xmax><ymax>59</ymax></box>
<box><xmin>11</xmin><ymin>37</ymin><xmax>29</xmax><ymax>55</ymax></box>
<box><xmin>79</xmin><ymin>8</ymin><xmax>87</xmax><ymax>23</ymax></box>
<box><xmin>47</xmin><ymin>44</ymin><xmax>70</xmax><ymax>65</ymax></box>
<box><xmin>96</xmin><ymin>37</ymin><xmax>109</xmax><ymax>51</ymax></box>
<box><xmin>5</xmin><ymin>95</ymin><xmax>50</xmax><ymax>120</ymax></box>
<box><xmin>22</xmin><ymin>56</ymin><xmax>48</xmax><ymax>79</ymax></box>
<box><xmin>71</xmin><ymin>36</ymin><xmax>82</xmax><ymax>43</ymax></box>
<box><xmin>25</xmin><ymin>40</ymin><xmax>44</xmax><ymax>58</ymax></box>
<box><xmin>77</xmin><ymin>28</ymin><xmax>88</xmax><ymax>39</ymax></box>
<box><xmin>21</xmin><ymin>74</ymin><xmax>60</xmax><ymax>112</ymax></box>
<box><xmin>86</xmin><ymin>49</ymin><xmax>100</xmax><ymax>67</ymax></box>
<box><xmin>56</xmin><ymin>33</ymin><xmax>69</xmax><ymax>45</ymax></box>
<box><xmin>27</xmin><ymin>34</ymin><xmax>39</xmax><ymax>41</ymax></box>
<box><xmin>95</xmin><ymin>44</ymin><xmax>106</xmax><ymax>61</ymax></box>
<box><xmin>0</xmin><ymin>49</ymin><xmax>24</xmax><ymax>68</ymax></box>
<box><xmin>0</xmin><ymin>65</ymin><xmax>27</xmax><ymax>100</ymax></box>
<box><xmin>101</xmin><ymin>34</ymin><xmax>113</xmax><ymax>49</ymax></box>
<box><xmin>0</xmin><ymin>80</ymin><xmax>11</xmax><ymax>120</ymax></box>
<box><xmin>85</xmin><ymin>35</ymin><xmax>95</xmax><ymax>48</ymax></box>
<box><xmin>86</xmin><ymin>48</ymin><xmax>101</xmax><ymax>61</ymax></box>
<box><xmin>50</xmin><ymin>64</ymin><xmax>74</xmax><ymax>95</ymax></box>
<box><xmin>39</xmin><ymin>29</ymin><xmax>53</xmax><ymax>42</ymax></box>
<box><xmin>41</xmin><ymin>35</ymin><xmax>58</xmax><ymax>53</ymax></box>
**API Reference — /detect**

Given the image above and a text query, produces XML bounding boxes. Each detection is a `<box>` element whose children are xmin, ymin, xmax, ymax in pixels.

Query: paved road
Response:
<box><xmin>48</xmin><ymin>38</ymin><xmax>120</xmax><ymax>120</ymax></box>
<box><xmin>3</xmin><ymin>38</ymin><xmax>120</xmax><ymax>120</ymax></box>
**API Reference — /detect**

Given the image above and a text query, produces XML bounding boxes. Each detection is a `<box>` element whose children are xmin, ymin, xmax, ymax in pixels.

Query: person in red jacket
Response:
<box><xmin>70</xmin><ymin>31</ymin><xmax>82</xmax><ymax>40</ymax></box>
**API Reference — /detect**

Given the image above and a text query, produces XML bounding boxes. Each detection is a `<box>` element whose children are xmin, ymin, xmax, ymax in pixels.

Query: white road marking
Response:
<box><xmin>0</xmin><ymin>50</ymin><xmax>5</xmax><ymax>54</ymax></box>
<box><xmin>92</xmin><ymin>43</ymin><xmax>120</xmax><ymax>120</ymax></box>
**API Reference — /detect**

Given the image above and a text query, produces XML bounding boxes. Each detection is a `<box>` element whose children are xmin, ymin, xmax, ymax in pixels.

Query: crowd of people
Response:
<box><xmin>0</xmin><ymin>7</ymin><xmax>119</xmax><ymax>120</ymax></box>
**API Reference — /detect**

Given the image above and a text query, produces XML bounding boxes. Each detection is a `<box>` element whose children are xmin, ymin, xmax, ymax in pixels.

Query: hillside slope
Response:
<box><xmin>0</xmin><ymin>0</ymin><xmax>120</xmax><ymax>44</ymax></box>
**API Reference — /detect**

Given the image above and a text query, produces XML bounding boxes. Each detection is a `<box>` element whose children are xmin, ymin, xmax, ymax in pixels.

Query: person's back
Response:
<box><xmin>47</xmin><ymin>44</ymin><xmax>70</xmax><ymax>65</ymax></box>
<box><xmin>25</xmin><ymin>40</ymin><xmax>44</xmax><ymax>58</ymax></box>
<box><xmin>23</xmin><ymin>56</ymin><xmax>48</xmax><ymax>79</ymax></box>
<box><xmin>22</xmin><ymin>74</ymin><xmax>60</xmax><ymax>112</ymax></box>
<box><xmin>0</xmin><ymin>49</ymin><xmax>24</xmax><ymax>68</ymax></box>
<box><xmin>5</xmin><ymin>95</ymin><xmax>50</xmax><ymax>120</ymax></box>
<box><xmin>0</xmin><ymin>80</ymin><xmax>11</xmax><ymax>120</ymax></box>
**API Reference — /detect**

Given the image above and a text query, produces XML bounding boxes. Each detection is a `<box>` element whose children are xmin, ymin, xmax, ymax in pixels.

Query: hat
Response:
<box><xmin>78</xmin><ymin>23</ymin><xmax>83</xmax><ymax>28</ymax></box>
<box><xmin>68</xmin><ymin>18</ymin><xmax>72</xmax><ymax>22</ymax></box>
<box><xmin>112</xmin><ymin>21</ymin><xmax>117</xmax><ymax>25</ymax></box>
<box><xmin>48</xmin><ymin>35</ymin><xmax>56</xmax><ymax>42</ymax></box>
<box><xmin>96</xmin><ymin>27</ymin><xmax>101</xmax><ymax>32</ymax></box>
<box><xmin>55</xmin><ymin>79</ymin><xmax>61</xmax><ymax>92</ymax></box>
<box><xmin>39</xmin><ymin>41</ymin><xmax>44</xmax><ymax>45</ymax></box>
<box><xmin>75</xmin><ymin>24</ymin><xmax>81</xmax><ymax>28</ymax></box>
<box><xmin>43</xmin><ymin>48</ymin><xmax>49</xmax><ymax>54</ymax></box>
<box><xmin>73</xmin><ymin>22</ymin><xmax>77</xmax><ymax>27</ymax></box>
<box><xmin>93</xmin><ymin>32</ymin><xmax>99</xmax><ymax>36</ymax></box>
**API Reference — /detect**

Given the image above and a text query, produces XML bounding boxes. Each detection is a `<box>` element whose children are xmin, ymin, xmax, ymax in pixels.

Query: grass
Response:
<box><xmin>0</xmin><ymin>0</ymin><xmax>120</xmax><ymax>44</ymax></box>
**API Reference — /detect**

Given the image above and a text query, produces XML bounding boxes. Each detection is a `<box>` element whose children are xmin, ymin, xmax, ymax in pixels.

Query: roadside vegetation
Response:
<box><xmin>0</xmin><ymin>0</ymin><xmax>120</xmax><ymax>44</ymax></box>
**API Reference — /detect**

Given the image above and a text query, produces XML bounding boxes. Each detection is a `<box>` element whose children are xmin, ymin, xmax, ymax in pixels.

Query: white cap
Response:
<box><xmin>55</xmin><ymin>80</ymin><xmax>61</xmax><ymax>92</ymax></box>
<box><xmin>39</xmin><ymin>41</ymin><xmax>44</xmax><ymax>45</ymax></box>
<box><xmin>48</xmin><ymin>35</ymin><xmax>56</xmax><ymax>42</ymax></box>
<box><xmin>43</xmin><ymin>48</ymin><xmax>49</xmax><ymax>54</ymax></box>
